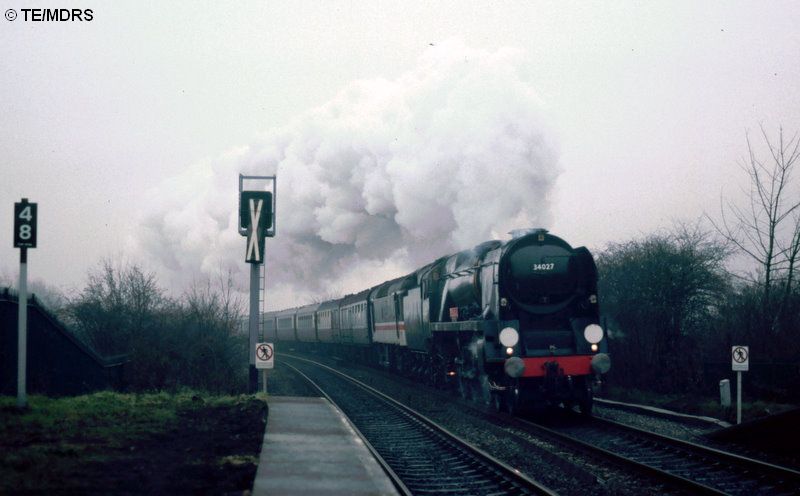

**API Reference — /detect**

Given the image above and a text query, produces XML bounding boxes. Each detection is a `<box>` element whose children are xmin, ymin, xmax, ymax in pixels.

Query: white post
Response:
<box><xmin>736</xmin><ymin>370</ymin><xmax>742</xmax><ymax>424</ymax></box>
<box><xmin>719</xmin><ymin>379</ymin><xmax>731</xmax><ymax>407</ymax></box>
<box><xmin>17</xmin><ymin>249</ymin><xmax>28</xmax><ymax>408</ymax></box>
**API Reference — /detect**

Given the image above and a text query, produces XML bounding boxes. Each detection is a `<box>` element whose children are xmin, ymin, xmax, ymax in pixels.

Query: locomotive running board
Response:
<box><xmin>430</xmin><ymin>321</ymin><xmax>485</xmax><ymax>332</ymax></box>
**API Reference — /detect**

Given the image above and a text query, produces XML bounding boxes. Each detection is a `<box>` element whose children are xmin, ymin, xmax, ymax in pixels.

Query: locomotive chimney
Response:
<box><xmin>508</xmin><ymin>228</ymin><xmax>548</xmax><ymax>239</ymax></box>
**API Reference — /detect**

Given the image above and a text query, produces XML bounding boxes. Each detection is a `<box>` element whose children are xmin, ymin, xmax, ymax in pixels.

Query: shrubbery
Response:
<box><xmin>597</xmin><ymin>226</ymin><xmax>729</xmax><ymax>393</ymax></box>
<box><xmin>65</xmin><ymin>261</ymin><xmax>248</xmax><ymax>394</ymax></box>
<box><xmin>599</xmin><ymin>127</ymin><xmax>800</xmax><ymax>403</ymax></box>
<box><xmin>598</xmin><ymin>226</ymin><xmax>800</xmax><ymax>401</ymax></box>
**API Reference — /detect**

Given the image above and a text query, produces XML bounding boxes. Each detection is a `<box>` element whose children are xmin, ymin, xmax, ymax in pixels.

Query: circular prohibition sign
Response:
<box><xmin>257</xmin><ymin>343</ymin><xmax>273</xmax><ymax>361</ymax></box>
<box><xmin>733</xmin><ymin>346</ymin><xmax>748</xmax><ymax>363</ymax></box>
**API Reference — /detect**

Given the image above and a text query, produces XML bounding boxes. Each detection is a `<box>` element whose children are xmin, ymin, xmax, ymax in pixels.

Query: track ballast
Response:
<box><xmin>284</xmin><ymin>354</ymin><xmax>557</xmax><ymax>496</ymax></box>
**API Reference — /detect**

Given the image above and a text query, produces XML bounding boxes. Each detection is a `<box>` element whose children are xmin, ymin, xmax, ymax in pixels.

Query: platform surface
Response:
<box><xmin>252</xmin><ymin>396</ymin><xmax>400</xmax><ymax>496</ymax></box>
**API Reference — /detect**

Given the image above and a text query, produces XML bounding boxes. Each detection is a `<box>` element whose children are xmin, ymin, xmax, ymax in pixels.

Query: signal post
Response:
<box><xmin>239</xmin><ymin>175</ymin><xmax>276</xmax><ymax>393</ymax></box>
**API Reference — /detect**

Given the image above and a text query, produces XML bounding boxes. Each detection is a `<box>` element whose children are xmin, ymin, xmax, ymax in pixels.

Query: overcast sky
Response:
<box><xmin>2</xmin><ymin>2</ymin><xmax>799</xmax><ymax>309</ymax></box>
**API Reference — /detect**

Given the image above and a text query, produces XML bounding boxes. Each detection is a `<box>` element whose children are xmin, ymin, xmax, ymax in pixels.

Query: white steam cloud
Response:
<box><xmin>131</xmin><ymin>40</ymin><xmax>560</xmax><ymax>309</ymax></box>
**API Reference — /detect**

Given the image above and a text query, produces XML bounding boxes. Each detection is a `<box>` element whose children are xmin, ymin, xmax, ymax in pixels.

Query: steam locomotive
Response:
<box><xmin>264</xmin><ymin>228</ymin><xmax>610</xmax><ymax>414</ymax></box>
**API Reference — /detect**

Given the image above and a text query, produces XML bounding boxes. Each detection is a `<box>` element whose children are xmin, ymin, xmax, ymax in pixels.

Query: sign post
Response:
<box><xmin>13</xmin><ymin>198</ymin><xmax>37</xmax><ymax>409</ymax></box>
<box><xmin>731</xmin><ymin>345</ymin><xmax>749</xmax><ymax>424</ymax></box>
<box><xmin>255</xmin><ymin>342</ymin><xmax>275</xmax><ymax>394</ymax></box>
<box><xmin>239</xmin><ymin>175</ymin><xmax>276</xmax><ymax>394</ymax></box>
<box><xmin>249</xmin><ymin>265</ymin><xmax>260</xmax><ymax>392</ymax></box>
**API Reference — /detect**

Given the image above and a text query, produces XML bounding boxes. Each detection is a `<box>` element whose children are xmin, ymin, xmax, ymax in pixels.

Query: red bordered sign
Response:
<box><xmin>255</xmin><ymin>342</ymin><xmax>274</xmax><ymax>369</ymax></box>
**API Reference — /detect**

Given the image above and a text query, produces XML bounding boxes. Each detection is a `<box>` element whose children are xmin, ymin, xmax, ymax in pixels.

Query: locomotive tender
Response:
<box><xmin>264</xmin><ymin>228</ymin><xmax>610</xmax><ymax>413</ymax></box>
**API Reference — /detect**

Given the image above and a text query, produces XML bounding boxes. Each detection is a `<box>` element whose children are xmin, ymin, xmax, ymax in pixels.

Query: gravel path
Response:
<box><xmin>593</xmin><ymin>404</ymin><xmax>718</xmax><ymax>443</ymax></box>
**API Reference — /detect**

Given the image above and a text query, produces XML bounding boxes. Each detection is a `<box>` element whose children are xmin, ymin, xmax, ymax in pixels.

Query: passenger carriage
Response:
<box><xmin>316</xmin><ymin>300</ymin><xmax>340</xmax><ymax>344</ymax></box>
<box><xmin>295</xmin><ymin>303</ymin><xmax>320</xmax><ymax>349</ymax></box>
<box><xmin>275</xmin><ymin>307</ymin><xmax>297</xmax><ymax>344</ymax></box>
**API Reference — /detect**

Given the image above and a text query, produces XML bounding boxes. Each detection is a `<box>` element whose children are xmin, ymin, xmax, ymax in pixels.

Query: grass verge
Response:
<box><xmin>0</xmin><ymin>390</ymin><xmax>267</xmax><ymax>494</ymax></box>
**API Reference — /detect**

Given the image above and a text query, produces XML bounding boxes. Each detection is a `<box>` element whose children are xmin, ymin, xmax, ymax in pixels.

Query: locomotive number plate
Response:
<box><xmin>532</xmin><ymin>263</ymin><xmax>555</xmax><ymax>271</ymax></box>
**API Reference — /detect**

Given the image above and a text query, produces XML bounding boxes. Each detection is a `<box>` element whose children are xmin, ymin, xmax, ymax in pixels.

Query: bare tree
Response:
<box><xmin>184</xmin><ymin>267</ymin><xmax>245</xmax><ymax>335</ymax></box>
<box><xmin>67</xmin><ymin>259</ymin><xmax>164</xmax><ymax>356</ymax></box>
<box><xmin>782</xmin><ymin>213</ymin><xmax>800</xmax><ymax>309</ymax></box>
<box><xmin>709</xmin><ymin>125</ymin><xmax>800</xmax><ymax>325</ymax></box>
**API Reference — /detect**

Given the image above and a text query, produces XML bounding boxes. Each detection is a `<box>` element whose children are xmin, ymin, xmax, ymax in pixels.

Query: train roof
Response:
<box><xmin>340</xmin><ymin>288</ymin><xmax>371</xmax><ymax>305</ymax></box>
<box><xmin>317</xmin><ymin>299</ymin><xmax>340</xmax><ymax>311</ymax></box>
<box><xmin>296</xmin><ymin>302</ymin><xmax>321</xmax><ymax>315</ymax></box>
<box><xmin>275</xmin><ymin>307</ymin><xmax>297</xmax><ymax>318</ymax></box>
<box><xmin>413</xmin><ymin>255</ymin><xmax>447</xmax><ymax>283</ymax></box>
<box><xmin>371</xmin><ymin>273</ymin><xmax>416</xmax><ymax>299</ymax></box>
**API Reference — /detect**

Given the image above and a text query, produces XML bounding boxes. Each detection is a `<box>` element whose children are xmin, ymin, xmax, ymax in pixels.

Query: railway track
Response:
<box><xmin>517</xmin><ymin>413</ymin><xmax>800</xmax><ymax>496</ymax></box>
<box><xmin>278</xmin><ymin>352</ymin><xmax>800</xmax><ymax>495</ymax></box>
<box><xmin>283</xmin><ymin>355</ymin><xmax>558</xmax><ymax>496</ymax></box>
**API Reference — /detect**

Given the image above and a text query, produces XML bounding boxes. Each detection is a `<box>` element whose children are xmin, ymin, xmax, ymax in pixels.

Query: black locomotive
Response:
<box><xmin>264</xmin><ymin>228</ymin><xmax>610</xmax><ymax>413</ymax></box>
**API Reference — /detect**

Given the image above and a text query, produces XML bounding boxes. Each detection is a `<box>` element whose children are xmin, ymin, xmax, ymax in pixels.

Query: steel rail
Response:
<box><xmin>508</xmin><ymin>411</ymin><xmax>800</xmax><ymax>496</ymax></box>
<box><xmin>583</xmin><ymin>416</ymin><xmax>800</xmax><ymax>495</ymax></box>
<box><xmin>284</xmin><ymin>354</ymin><xmax>559</xmax><ymax>496</ymax></box>
<box><xmin>277</xmin><ymin>351</ymin><xmax>799</xmax><ymax>495</ymax></box>
<box><xmin>508</xmin><ymin>414</ymin><xmax>729</xmax><ymax>495</ymax></box>
<box><xmin>282</xmin><ymin>361</ymin><xmax>413</xmax><ymax>496</ymax></box>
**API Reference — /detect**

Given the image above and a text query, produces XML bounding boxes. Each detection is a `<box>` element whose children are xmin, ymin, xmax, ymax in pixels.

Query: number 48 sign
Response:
<box><xmin>14</xmin><ymin>199</ymin><xmax>37</xmax><ymax>248</ymax></box>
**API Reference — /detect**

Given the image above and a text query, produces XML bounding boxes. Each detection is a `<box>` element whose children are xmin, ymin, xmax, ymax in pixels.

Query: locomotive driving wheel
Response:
<box><xmin>458</xmin><ymin>370</ymin><xmax>491</xmax><ymax>406</ymax></box>
<box><xmin>456</xmin><ymin>353</ymin><xmax>475</xmax><ymax>401</ymax></box>
<box><xmin>493</xmin><ymin>379</ymin><xmax>520</xmax><ymax>414</ymax></box>
<box><xmin>457</xmin><ymin>338</ymin><xmax>491</xmax><ymax>406</ymax></box>
<box><xmin>577</xmin><ymin>379</ymin><xmax>593</xmax><ymax>416</ymax></box>
<box><xmin>507</xmin><ymin>384</ymin><xmax>520</xmax><ymax>415</ymax></box>
<box><xmin>492</xmin><ymin>389</ymin><xmax>507</xmax><ymax>413</ymax></box>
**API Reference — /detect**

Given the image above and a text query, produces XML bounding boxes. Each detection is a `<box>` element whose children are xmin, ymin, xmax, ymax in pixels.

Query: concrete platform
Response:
<box><xmin>252</xmin><ymin>396</ymin><xmax>400</xmax><ymax>496</ymax></box>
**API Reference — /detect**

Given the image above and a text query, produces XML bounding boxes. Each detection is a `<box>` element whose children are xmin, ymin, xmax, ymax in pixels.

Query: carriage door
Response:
<box><xmin>393</xmin><ymin>293</ymin><xmax>401</xmax><ymax>340</ymax></box>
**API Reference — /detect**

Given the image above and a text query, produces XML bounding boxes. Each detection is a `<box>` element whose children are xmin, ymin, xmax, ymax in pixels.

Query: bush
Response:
<box><xmin>66</xmin><ymin>261</ymin><xmax>248</xmax><ymax>393</ymax></box>
<box><xmin>597</xmin><ymin>226</ymin><xmax>729</xmax><ymax>393</ymax></box>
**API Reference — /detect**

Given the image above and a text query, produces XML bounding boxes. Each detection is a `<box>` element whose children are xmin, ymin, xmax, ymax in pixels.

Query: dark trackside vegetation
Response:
<box><xmin>598</xmin><ymin>227</ymin><xmax>796</xmax><ymax>398</ymax></box>
<box><xmin>599</xmin><ymin>226</ymin><xmax>800</xmax><ymax>417</ymax></box>
<box><xmin>599</xmin><ymin>127</ymin><xmax>800</xmax><ymax>417</ymax></box>
<box><xmin>63</xmin><ymin>262</ymin><xmax>249</xmax><ymax>394</ymax></box>
<box><xmin>598</xmin><ymin>227</ymin><xmax>730</xmax><ymax>394</ymax></box>
<box><xmin>0</xmin><ymin>391</ymin><xmax>267</xmax><ymax>494</ymax></box>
